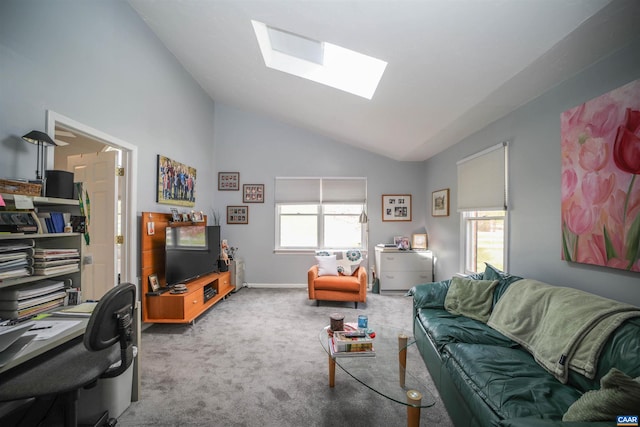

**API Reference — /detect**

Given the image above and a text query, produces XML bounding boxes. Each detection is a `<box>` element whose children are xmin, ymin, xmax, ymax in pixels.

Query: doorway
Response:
<box><xmin>45</xmin><ymin>111</ymin><xmax>138</xmax><ymax>297</ymax></box>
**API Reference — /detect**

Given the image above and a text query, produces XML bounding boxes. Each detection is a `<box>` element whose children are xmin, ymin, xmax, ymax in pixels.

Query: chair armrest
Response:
<box><xmin>308</xmin><ymin>265</ymin><xmax>319</xmax><ymax>299</ymax></box>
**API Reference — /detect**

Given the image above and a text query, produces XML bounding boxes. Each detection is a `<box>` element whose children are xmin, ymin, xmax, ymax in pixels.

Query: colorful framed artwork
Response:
<box><xmin>156</xmin><ymin>155</ymin><xmax>196</xmax><ymax>207</ymax></box>
<box><xmin>227</xmin><ymin>206</ymin><xmax>248</xmax><ymax>224</ymax></box>
<box><xmin>218</xmin><ymin>172</ymin><xmax>240</xmax><ymax>191</ymax></box>
<box><xmin>412</xmin><ymin>233</ymin><xmax>428</xmax><ymax>250</ymax></box>
<box><xmin>561</xmin><ymin>78</ymin><xmax>640</xmax><ymax>272</ymax></box>
<box><xmin>432</xmin><ymin>189</ymin><xmax>450</xmax><ymax>217</ymax></box>
<box><xmin>382</xmin><ymin>194</ymin><xmax>412</xmax><ymax>222</ymax></box>
<box><xmin>243</xmin><ymin>184</ymin><xmax>264</xmax><ymax>203</ymax></box>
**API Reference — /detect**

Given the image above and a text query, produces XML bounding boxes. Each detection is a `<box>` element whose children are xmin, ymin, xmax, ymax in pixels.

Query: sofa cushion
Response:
<box><xmin>444</xmin><ymin>343</ymin><xmax>582</xmax><ymax>422</ymax></box>
<box><xmin>444</xmin><ymin>277</ymin><xmax>499</xmax><ymax>322</ymax></box>
<box><xmin>483</xmin><ymin>263</ymin><xmax>523</xmax><ymax>306</ymax></box>
<box><xmin>408</xmin><ymin>279</ymin><xmax>451</xmax><ymax>309</ymax></box>
<box><xmin>568</xmin><ymin>317</ymin><xmax>640</xmax><ymax>393</ymax></box>
<box><xmin>313</xmin><ymin>275</ymin><xmax>361</xmax><ymax>292</ymax></box>
<box><xmin>563</xmin><ymin>368</ymin><xmax>640</xmax><ymax>422</ymax></box>
<box><xmin>417</xmin><ymin>308</ymin><xmax>516</xmax><ymax>351</ymax></box>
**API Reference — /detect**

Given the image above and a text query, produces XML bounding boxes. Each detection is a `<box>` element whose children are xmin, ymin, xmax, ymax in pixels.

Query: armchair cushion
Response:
<box><xmin>316</xmin><ymin>255</ymin><xmax>338</xmax><ymax>276</ymax></box>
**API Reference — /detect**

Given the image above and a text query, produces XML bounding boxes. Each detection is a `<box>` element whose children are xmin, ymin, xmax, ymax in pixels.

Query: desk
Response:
<box><xmin>0</xmin><ymin>318</ymin><xmax>89</xmax><ymax>375</ymax></box>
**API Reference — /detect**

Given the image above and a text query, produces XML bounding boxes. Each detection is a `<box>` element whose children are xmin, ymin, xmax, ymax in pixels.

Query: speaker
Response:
<box><xmin>45</xmin><ymin>170</ymin><xmax>74</xmax><ymax>199</ymax></box>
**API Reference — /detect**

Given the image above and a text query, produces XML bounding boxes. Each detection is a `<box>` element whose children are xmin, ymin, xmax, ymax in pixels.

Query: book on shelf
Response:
<box><xmin>0</xmin><ymin>280</ymin><xmax>65</xmax><ymax>300</ymax></box>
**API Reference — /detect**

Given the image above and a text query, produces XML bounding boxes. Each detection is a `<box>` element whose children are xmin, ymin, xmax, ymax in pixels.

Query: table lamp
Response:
<box><xmin>21</xmin><ymin>130</ymin><xmax>58</xmax><ymax>194</ymax></box>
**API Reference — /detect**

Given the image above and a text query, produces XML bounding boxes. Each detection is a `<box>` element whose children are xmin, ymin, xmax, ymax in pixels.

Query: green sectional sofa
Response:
<box><xmin>410</xmin><ymin>264</ymin><xmax>640</xmax><ymax>427</ymax></box>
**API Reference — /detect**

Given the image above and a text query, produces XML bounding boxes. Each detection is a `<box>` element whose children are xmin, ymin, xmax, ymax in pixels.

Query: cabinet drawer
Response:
<box><xmin>379</xmin><ymin>252</ymin><xmax>432</xmax><ymax>271</ymax></box>
<box><xmin>379</xmin><ymin>271</ymin><xmax>433</xmax><ymax>291</ymax></box>
<box><xmin>183</xmin><ymin>293</ymin><xmax>203</xmax><ymax>320</ymax></box>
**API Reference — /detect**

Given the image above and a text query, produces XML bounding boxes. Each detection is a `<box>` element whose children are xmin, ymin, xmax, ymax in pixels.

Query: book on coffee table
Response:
<box><xmin>328</xmin><ymin>336</ymin><xmax>375</xmax><ymax>358</ymax></box>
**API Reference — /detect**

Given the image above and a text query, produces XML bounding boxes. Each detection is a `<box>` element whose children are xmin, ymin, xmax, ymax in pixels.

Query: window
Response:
<box><xmin>462</xmin><ymin>210</ymin><xmax>507</xmax><ymax>274</ymax></box>
<box><xmin>275</xmin><ymin>178</ymin><xmax>366</xmax><ymax>251</ymax></box>
<box><xmin>457</xmin><ymin>142</ymin><xmax>508</xmax><ymax>274</ymax></box>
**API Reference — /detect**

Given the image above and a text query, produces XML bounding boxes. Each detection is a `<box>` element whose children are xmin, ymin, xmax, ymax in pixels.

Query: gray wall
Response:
<box><xmin>212</xmin><ymin>104</ymin><xmax>427</xmax><ymax>284</ymax></box>
<box><xmin>0</xmin><ymin>0</ymin><xmax>216</xmax><ymax>215</ymax></box>
<box><xmin>424</xmin><ymin>35</ymin><xmax>640</xmax><ymax>306</ymax></box>
<box><xmin>3</xmin><ymin>1</ymin><xmax>638</xmax><ymax>302</ymax></box>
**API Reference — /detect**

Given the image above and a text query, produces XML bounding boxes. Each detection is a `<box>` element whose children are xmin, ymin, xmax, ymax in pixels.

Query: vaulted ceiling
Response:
<box><xmin>128</xmin><ymin>0</ymin><xmax>640</xmax><ymax>161</ymax></box>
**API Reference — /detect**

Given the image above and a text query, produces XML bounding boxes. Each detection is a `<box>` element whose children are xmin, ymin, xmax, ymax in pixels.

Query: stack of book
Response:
<box><xmin>33</xmin><ymin>248</ymin><xmax>80</xmax><ymax>276</ymax></box>
<box><xmin>0</xmin><ymin>240</ymin><xmax>35</xmax><ymax>281</ymax></box>
<box><xmin>36</xmin><ymin>212</ymin><xmax>69</xmax><ymax>234</ymax></box>
<box><xmin>329</xmin><ymin>330</ymin><xmax>375</xmax><ymax>358</ymax></box>
<box><xmin>0</xmin><ymin>280</ymin><xmax>67</xmax><ymax>320</ymax></box>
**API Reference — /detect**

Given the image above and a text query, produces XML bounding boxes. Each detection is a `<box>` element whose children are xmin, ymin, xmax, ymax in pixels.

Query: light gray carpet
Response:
<box><xmin>117</xmin><ymin>288</ymin><xmax>453</xmax><ymax>427</ymax></box>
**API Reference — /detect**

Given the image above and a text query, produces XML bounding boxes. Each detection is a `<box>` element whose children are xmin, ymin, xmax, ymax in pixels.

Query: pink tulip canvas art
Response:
<box><xmin>561</xmin><ymin>79</ymin><xmax>640</xmax><ymax>272</ymax></box>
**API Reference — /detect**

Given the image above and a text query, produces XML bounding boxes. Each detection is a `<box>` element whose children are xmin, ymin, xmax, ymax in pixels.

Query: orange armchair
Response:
<box><xmin>308</xmin><ymin>265</ymin><xmax>367</xmax><ymax>308</ymax></box>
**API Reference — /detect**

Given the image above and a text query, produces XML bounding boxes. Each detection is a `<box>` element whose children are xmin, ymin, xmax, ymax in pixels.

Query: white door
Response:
<box><xmin>67</xmin><ymin>151</ymin><xmax>118</xmax><ymax>300</ymax></box>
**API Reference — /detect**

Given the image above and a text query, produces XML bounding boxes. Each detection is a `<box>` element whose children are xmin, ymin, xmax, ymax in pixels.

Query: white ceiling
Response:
<box><xmin>128</xmin><ymin>0</ymin><xmax>640</xmax><ymax>161</ymax></box>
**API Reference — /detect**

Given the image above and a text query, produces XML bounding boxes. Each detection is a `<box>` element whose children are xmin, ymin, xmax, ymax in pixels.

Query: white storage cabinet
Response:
<box><xmin>374</xmin><ymin>246</ymin><xmax>433</xmax><ymax>292</ymax></box>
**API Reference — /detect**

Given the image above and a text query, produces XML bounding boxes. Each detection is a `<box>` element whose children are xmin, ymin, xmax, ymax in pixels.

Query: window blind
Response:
<box><xmin>457</xmin><ymin>141</ymin><xmax>508</xmax><ymax>211</ymax></box>
<box><xmin>275</xmin><ymin>177</ymin><xmax>366</xmax><ymax>204</ymax></box>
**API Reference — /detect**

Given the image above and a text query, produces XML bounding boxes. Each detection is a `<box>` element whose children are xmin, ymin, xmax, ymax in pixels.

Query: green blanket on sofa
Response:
<box><xmin>487</xmin><ymin>279</ymin><xmax>640</xmax><ymax>383</ymax></box>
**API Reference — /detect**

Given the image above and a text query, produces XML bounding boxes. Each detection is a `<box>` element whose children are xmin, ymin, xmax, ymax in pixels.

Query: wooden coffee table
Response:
<box><xmin>319</xmin><ymin>325</ymin><xmax>436</xmax><ymax>426</ymax></box>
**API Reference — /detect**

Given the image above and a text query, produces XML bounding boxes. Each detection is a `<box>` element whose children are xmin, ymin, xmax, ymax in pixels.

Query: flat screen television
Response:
<box><xmin>165</xmin><ymin>225</ymin><xmax>220</xmax><ymax>286</ymax></box>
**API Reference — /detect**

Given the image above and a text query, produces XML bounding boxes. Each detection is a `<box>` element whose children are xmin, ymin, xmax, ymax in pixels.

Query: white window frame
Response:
<box><xmin>274</xmin><ymin>177</ymin><xmax>367</xmax><ymax>253</ymax></box>
<box><xmin>460</xmin><ymin>210</ymin><xmax>509</xmax><ymax>275</ymax></box>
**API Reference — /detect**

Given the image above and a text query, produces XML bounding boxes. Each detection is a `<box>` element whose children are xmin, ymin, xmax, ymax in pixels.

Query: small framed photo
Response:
<box><xmin>412</xmin><ymin>233</ymin><xmax>428</xmax><ymax>250</ymax></box>
<box><xmin>218</xmin><ymin>172</ymin><xmax>240</xmax><ymax>191</ymax></box>
<box><xmin>191</xmin><ymin>211</ymin><xmax>204</xmax><ymax>222</ymax></box>
<box><xmin>148</xmin><ymin>274</ymin><xmax>160</xmax><ymax>292</ymax></box>
<box><xmin>382</xmin><ymin>194</ymin><xmax>412</xmax><ymax>222</ymax></box>
<box><xmin>147</xmin><ymin>221</ymin><xmax>155</xmax><ymax>236</ymax></box>
<box><xmin>243</xmin><ymin>184</ymin><xmax>264</xmax><ymax>203</ymax></box>
<box><xmin>227</xmin><ymin>206</ymin><xmax>248</xmax><ymax>224</ymax></box>
<box><xmin>432</xmin><ymin>189</ymin><xmax>450</xmax><ymax>217</ymax></box>
<box><xmin>170</xmin><ymin>208</ymin><xmax>180</xmax><ymax>222</ymax></box>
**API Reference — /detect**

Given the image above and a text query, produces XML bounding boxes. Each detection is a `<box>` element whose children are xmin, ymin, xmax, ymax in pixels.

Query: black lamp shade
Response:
<box><xmin>21</xmin><ymin>130</ymin><xmax>57</xmax><ymax>147</ymax></box>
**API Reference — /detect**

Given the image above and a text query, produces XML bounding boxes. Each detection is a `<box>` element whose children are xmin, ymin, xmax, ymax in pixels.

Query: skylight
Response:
<box><xmin>252</xmin><ymin>20</ymin><xmax>387</xmax><ymax>100</ymax></box>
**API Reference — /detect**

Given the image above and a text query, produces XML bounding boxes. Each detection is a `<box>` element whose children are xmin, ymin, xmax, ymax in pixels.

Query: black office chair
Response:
<box><xmin>0</xmin><ymin>282</ymin><xmax>136</xmax><ymax>427</ymax></box>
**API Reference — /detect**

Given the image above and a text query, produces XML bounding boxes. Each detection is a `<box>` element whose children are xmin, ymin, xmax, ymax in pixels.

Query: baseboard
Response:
<box><xmin>247</xmin><ymin>283</ymin><xmax>307</xmax><ymax>289</ymax></box>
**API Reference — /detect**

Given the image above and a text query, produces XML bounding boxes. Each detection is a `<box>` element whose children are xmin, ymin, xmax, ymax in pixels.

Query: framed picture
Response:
<box><xmin>412</xmin><ymin>233</ymin><xmax>428</xmax><ymax>250</ymax></box>
<box><xmin>432</xmin><ymin>189</ymin><xmax>450</xmax><ymax>217</ymax></box>
<box><xmin>243</xmin><ymin>184</ymin><xmax>264</xmax><ymax>203</ymax></box>
<box><xmin>382</xmin><ymin>194</ymin><xmax>412</xmax><ymax>222</ymax></box>
<box><xmin>156</xmin><ymin>155</ymin><xmax>196</xmax><ymax>207</ymax></box>
<box><xmin>148</xmin><ymin>274</ymin><xmax>160</xmax><ymax>292</ymax></box>
<box><xmin>218</xmin><ymin>172</ymin><xmax>240</xmax><ymax>191</ymax></box>
<box><xmin>170</xmin><ymin>208</ymin><xmax>180</xmax><ymax>222</ymax></box>
<box><xmin>191</xmin><ymin>211</ymin><xmax>204</xmax><ymax>222</ymax></box>
<box><xmin>227</xmin><ymin>206</ymin><xmax>248</xmax><ymax>224</ymax></box>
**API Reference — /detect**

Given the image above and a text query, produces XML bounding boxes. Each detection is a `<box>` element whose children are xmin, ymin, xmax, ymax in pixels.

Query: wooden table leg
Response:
<box><xmin>407</xmin><ymin>390</ymin><xmax>422</xmax><ymax>427</ymax></box>
<box><xmin>329</xmin><ymin>354</ymin><xmax>335</xmax><ymax>387</ymax></box>
<box><xmin>398</xmin><ymin>333</ymin><xmax>408</xmax><ymax>388</ymax></box>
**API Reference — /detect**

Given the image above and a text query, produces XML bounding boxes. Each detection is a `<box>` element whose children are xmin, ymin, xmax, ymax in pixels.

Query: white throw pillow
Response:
<box><xmin>316</xmin><ymin>255</ymin><xmax>338</xmax><ymax>276</ymax></box>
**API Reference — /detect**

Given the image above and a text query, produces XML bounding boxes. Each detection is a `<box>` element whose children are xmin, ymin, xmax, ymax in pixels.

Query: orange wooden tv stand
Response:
<box><xmin>141</xmin><ymin>211</ymin><xmax>232</xmax><ymax>324</ymax></box>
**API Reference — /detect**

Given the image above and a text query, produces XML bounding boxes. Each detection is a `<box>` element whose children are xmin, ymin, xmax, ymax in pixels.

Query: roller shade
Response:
<box><xmin>274</xmin><ymin>178</ymin><xmax>320</xmax><ymax>203</ymax></box>
<box><xmin>457</xmin><ymin>142</ymin><xmax>508</xmax><ymax>211</ymax></box>
<box><xmin>275</xmin><ymin>177</ymin><xmax>366</xmax><ymax>203</ymax></box>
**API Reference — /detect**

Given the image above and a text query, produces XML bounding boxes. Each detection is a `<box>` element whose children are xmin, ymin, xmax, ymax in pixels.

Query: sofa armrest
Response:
<box><xmin>407</xmin><ymin>279</ymin><xmax>451</xmax><ymax>310</ymax></box>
